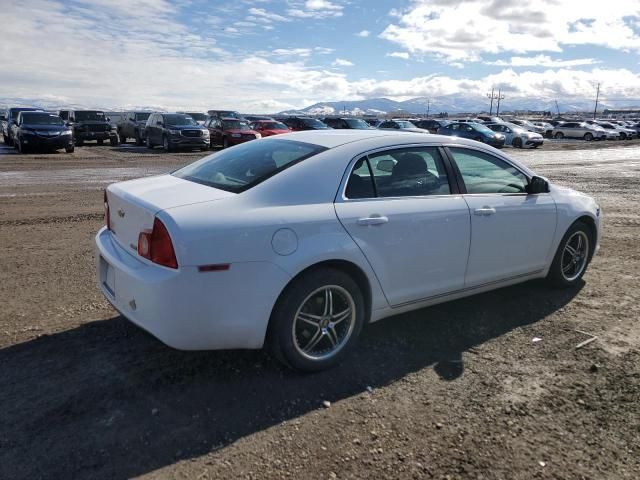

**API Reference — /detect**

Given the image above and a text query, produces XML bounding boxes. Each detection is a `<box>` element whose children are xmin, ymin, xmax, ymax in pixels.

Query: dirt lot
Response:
<box><xmin>1</xmin><ymin>139</ymin><xmax>638</xmax><ymax>480</ymax></box>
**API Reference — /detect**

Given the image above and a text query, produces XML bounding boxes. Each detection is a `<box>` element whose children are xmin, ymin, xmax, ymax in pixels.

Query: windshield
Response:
<box><xmin>185</xmin><ymin>113</ymin><xmax>207</xmax><ymax>121</ymax></box>
<box><xmin>473</xmin><ymin>124</ymin><xmax>495</xmax><ymax>134</ymax></box>
<box><xmin>223</xmin><ymin>120</ymin><xmax>251</xmax><ymax>131</ymax></box>
<box><xmin>344</xmin><ymin>119</ymin><xmax>372</xmax><ymax>129</ymax></box>
<box><xmin>164</xmin><ymin>114</ymin><xmax>197</xmax><ymax>126</ymax></box>
<box><xmin>301</xmin><ymin>118</ymin><xmax>328</xmax><ymax>128</ymax></box>
<box><xmin>260</xmin><ymin>121</ymin><xmax>288</xmax><ymax>130</ymax></box>
<box><xmin>396</xmin><ymin>121</ymin><xmax>417</xmax><ymax>128</ymax></box>
<box><xmin>21</xmin><ymin>113</ymin><xmax>64</xmax><ymax>125</ymax></box>
<box><xmin>135</xmin><ymin>113</ymin><xmax>151</xmax><ymax>122</ymax></box>
<box><xmin>75</xmin><ymin>111</ymin><xmax>105</xmax><ymax>121</ymax></box>
<box><xmin>174</xmin><ymin>139</ymin><xmax>327</xmax><ymax>193</ymax></box>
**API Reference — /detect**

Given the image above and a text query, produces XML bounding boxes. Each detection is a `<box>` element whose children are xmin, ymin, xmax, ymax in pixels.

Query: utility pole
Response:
<box><xmin>593</xmin><ymin>83</ymin><xmax>600</xmax><ymax>120</ymax></box>
<box><xmin>486</xmin><ymin>88</ymin><xmax>496</xmax><ymax>115</ymax></box>
<box><xmin>555</xmin><ymin>100</ymin><xmax>560</xmax><ymax>116</ymax></box>
<box><xmin>495</xmin><ymin>90</ymin><xmax>505</xmax><ymax>116</ymax></box>
<box><xmin>426</xmin><ymin>98</ymin><xmax>430</xmax><ymax>118</ymax></box>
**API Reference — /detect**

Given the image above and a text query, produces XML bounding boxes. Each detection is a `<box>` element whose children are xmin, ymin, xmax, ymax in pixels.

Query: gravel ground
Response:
<box><xmin>0</xmin><ymin>138</ymin><xmax>638</xmax><ymax>480</ymax></box>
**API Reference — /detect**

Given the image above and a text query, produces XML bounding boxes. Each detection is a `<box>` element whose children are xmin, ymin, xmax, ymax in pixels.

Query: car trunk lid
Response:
<box><xmin>106</xmin><ymin>174</ymin><xmax>233</xmax><ymax>255</ymax></box>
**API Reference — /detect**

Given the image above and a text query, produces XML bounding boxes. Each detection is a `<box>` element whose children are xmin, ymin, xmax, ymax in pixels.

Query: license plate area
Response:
<box><xmin>100</xmin><ymin>256</ymin><xmax>116</xmax><ymax>297</ymax></box>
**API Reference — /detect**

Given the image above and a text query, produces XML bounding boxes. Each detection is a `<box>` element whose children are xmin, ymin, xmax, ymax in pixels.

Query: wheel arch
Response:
<box><xmin>575</xmin><ymin>215</ymin><xmax>597</xmax><ymax>259</ymax></box>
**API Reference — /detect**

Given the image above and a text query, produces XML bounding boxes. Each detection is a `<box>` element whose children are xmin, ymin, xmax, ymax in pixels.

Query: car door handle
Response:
<box><xmin>474</xmin><ymin>207</ymin><xmax>496</xmax><ymax>216</ymax></box>
<box><xmin>357</xmin><ymin>215</ymin><xmax>389</xmax><ymax>226</ymax></box>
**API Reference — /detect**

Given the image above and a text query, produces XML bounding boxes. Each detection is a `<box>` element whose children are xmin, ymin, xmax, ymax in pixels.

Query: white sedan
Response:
<box><xmin>96</xmin><ymin>130</ymin><xmax>601</xmax><ymax>371</ymax></box>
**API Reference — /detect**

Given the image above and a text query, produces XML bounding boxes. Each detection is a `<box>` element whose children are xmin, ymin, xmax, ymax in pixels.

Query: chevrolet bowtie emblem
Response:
<box><xmin>117</xmin><ymin>209</ymin><xmax>125</xmax><ymax>218</ymax></box>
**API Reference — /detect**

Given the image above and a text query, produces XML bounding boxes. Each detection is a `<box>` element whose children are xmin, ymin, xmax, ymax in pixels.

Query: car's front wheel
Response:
<box><xmin>547</xmin><ymin>221</ymin><xmax>594</xmax><ymax>288</ymax></box>
<box><xmin>584</xmin><ymin>132</ymin><xmax>593</xmax><ymax>141</ymax></box>
<box><xmin>555</xmin><ymin>132</ymin><xmax>564</xmax><ymax>139</ymax></box>
<box><xmin>270</xmin><ymin>268</ymin><xmax>365</xmax><ymax>372</ymax></box>
<box><xmin>512</xmin><ymin>137</ymin><xmax>523</xmax><ymax>148</ymax></box>
<box><xmin>65</xmin><ymin>145</ymin><xmax>74</xmax><ymax>153</ymax></box>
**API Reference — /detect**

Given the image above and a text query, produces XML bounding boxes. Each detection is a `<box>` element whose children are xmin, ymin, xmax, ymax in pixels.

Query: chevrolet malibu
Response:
<box><xmin>97</xmin><ymin>130</ymin><xmax>601</xmax><ymax>371</ymax></box>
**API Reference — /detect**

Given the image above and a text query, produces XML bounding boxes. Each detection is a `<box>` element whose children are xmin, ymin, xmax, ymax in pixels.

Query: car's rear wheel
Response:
<box><xmin>583</xmin><ymin>132</ymin><xmax>593</xmax><ymax>141</ymax></box>
<box><xmin>555</xmin><ymin>132</ymin><xmax>564</xmax><ymax>139</ymax></box>
<box><xmin>620</xmin><ymin>132</ymin><xmax>627</xmax><ymax>140</ymax></box>
<box><xmin>547</xmin><ymin>221</ymin><xmax>594</xmax><ymax>288</ymax></box>
<box><xmin>65</xmin><ymin>145</ymin><xmax>74</xmax><ymax>153</ymax></box>
<box><xmin>512</xmin><ymin>137</ymin><xmax>523</xmax><ymax>148</ymax></box>
<box><xmin>270</xmin><ymin>268</ymin><xmax>365</xmax><ymax>372</ymax></box>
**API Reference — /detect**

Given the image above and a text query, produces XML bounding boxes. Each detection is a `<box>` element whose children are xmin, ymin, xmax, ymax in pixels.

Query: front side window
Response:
<box><xmin>174</xmin><ymin>139</ymin><xmax>326</xmax><ymax>193</ymax></box>
<box><xmin>346</xmin><ymin>147</ymin><xmax>451</xmax><ymax>199</ymax></box>
<box><xmin>449</xmin><ymin>147</ymin><xmax>527</xmax><ymax>194</ymax></box>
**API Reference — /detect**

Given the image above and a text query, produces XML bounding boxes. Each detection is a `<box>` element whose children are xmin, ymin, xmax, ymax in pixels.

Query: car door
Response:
<box><xmin>446</xmin><ymin>146</ymin><xmax>557</xmax><ymax>287</ymax></box>
<box><xmin>334</xmin><ymin>146</ymin><xmax>471</xmax><ymax>306</ymax></box>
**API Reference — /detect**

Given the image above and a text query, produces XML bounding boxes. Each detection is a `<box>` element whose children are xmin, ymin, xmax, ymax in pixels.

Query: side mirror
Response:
<box><xmin>526</xmin><ymin>176</ymin><xmax>549</xmax><ymax>194</ymax></box>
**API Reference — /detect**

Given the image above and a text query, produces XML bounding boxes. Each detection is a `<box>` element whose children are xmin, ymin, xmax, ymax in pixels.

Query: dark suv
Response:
<box><xmin>117</xmin><ymin>111</ymin><xmax>152</xmax><ymax>145</ymax></box>
<box><xmin>64</xmin><ymin>110</ymin><xmax>118</xmax><ymax>146</ymax></box>
<box><xmin>412</xmin><ymin>119</ymin><xmax>451</xmax><ymax>133</ymax></box>
<box><xmin>207</xmin><ymin>110</ymin><xmax>243</xmax><ymax>120</ymax></box>
<box><xmin>274</xmin><ymin>116</ymin><xmax>330</xmax><ymax>131</ymax></box>
<box><xmin>12</xmin><ymin>111</ymin><xmax>74</xmax><ymax>154</ymax></box>
<box><xmin>4</xmin><ymin>107</ymin><xmax>43</xmax><ymax>145</ymax></box>
<box><xmin>322</xmin><ymin>117</ymin><xmax>373</xmax><ymax>129</ymax></box>
<box><xmin>145</xmin><ymin>113</ymin><xmax>210</xmax><ymax>152</ymax></box>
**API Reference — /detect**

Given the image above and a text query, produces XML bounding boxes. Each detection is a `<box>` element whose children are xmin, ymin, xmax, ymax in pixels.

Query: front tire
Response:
<box><xmin>554</xmin><ymin>132</ymin><xmax>564</xmax><ymax>139</ymax></box>
<box><xmin>546</xmin><ymin>221</ymin><xmax>594</xmax><ymax>288</ymax></box>
<box><xmin>65</xmin><ymin>145</ymin><xmax>74</xmax><ymax>153</ymax></box>
<box><xmin>512</xmin><ymin>137</ymin><xmax>523</xmax><ymax>148</ymax></box>
<box><xmin>584</xmin><ymin>132</ymin><xmax>593</xmax><ymax>141</ymax></box>
<box><xmin>269</xmin><ymin>268</ymin><xmax>365</xmax><ymax>372</ymax></box>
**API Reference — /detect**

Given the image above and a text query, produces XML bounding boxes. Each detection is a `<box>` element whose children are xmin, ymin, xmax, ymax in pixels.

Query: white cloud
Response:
<box><xmin>386</xmin><ymin>52</ymin><xmax>409</xmax><ymax>59</ymax></box>
<box><xmin>356</xmin><ymin>30</ymin><xmax>370</xmax><ymax>37</ymax></box>
<box><xmin>489</xmin><ymin>55</ymin><xmax>601</xmax><ymax>68</ymax></box>
<box><xmin>380</xmin><ymin>0</ymin><xmax>640</xmax><ymax>62</ymax></box>
<box><xmin>288</xmin><ymin>0</ymin><xmax>344</xmax><ymax>18</ymax></box>
<box><xmin>332</xmin><ymin>58</ymin><xmax>354</xmax><ymax>67</ymax></box>
<box><xmin>247</xmin><ymin>7</ymin><xmax>289</xmax><ymax>23</ymax></box>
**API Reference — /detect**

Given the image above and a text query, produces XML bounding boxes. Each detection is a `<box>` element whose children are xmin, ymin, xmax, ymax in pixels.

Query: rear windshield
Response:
<box><xmin>222</xmin><ymin>120</ymin><xmax>250</xmax><ymax>131</ymax></box>
<box><xmin>259</xmin><ymin>121</ymin><xmax>288</xmax><ymax>129</ymax></box>
<box><xmin>135</xmin><ymin>113</ymin><xmax>151</xmax><ymax>121</ymax></box>
<box><xmin>20</xmin><ymin>113</ymin><xmax>64</xmax><ymax>125</ymax></box>
<box><xmin>75</xmin><ymin>111</ymin><xmax>105</xmax><ymax>121</ymax></box>
<box><xmin>174</xmin><ymin>139</ymin><xmax>327</xmax><ymax>193</ymax></box>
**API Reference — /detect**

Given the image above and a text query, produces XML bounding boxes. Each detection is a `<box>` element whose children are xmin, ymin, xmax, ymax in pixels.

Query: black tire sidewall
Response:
<box><xmin>547</xmin><ymin>221</ymin><xmax>594</xmax><ymax>288</ymax></box>
<box><xmin>270</xmin><ymin>268</ymin><xmax>366</xmax><ymax>372</ymax></box>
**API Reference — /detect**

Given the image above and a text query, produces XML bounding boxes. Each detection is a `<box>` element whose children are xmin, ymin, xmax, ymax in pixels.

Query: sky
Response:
<box><xmin>1</xmin><ymin>0</ymin><xmax>640</xmax><ymax>112</ymax></box>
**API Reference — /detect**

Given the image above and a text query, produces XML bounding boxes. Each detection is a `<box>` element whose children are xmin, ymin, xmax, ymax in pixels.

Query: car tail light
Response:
<box><xmin>137</xmin><ymin>218</ymin><xmax>178</xmax><ymax>269</ymax></box>
<box><xmin>104</xmin><ymin>190</ymin><xmax>111</xmax><ymax>230</ymax></box>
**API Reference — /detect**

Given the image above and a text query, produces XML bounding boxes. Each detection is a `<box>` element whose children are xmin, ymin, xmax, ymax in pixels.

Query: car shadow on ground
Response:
<box><xmin>0</xmin><ymin>280</ymin><xmax>581</xmax><ymax>479</ymax></box>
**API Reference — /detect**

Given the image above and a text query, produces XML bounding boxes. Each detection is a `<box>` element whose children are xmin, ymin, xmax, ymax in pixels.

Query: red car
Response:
<box><xmin>205</xmin><ymin>117</ymin><xmax>261</xmax><ymax>148</ymax></box>
<box><xmin>250</xmin><ymin>120</ymin><xmax>291</xmax><ymax>137</ymax></box>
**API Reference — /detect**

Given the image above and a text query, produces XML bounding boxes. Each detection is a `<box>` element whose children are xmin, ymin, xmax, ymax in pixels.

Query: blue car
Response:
<box><xmin>437</xmin><ymin>121</ymin><xmax>505</xmax><ymax>148</ymax></box>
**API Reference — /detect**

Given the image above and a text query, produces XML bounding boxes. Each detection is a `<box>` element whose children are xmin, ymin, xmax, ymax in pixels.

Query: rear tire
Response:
<box><xmin>620</xmin><ymin>132</ymin><xmax>627</xmax><ymax>140</ymax></box>
<box><xmin>513</xmin><ymin>137</ymin><xmax>523</xmax><ymax>148</ymax></box>
<box><xmin>554</xmin><ymin>132</ymin><xmax>564</xmax><ymax>139</ymax></box>
<box><xmin>269</xmin><ymin>268</ymin><xmax>365</xmax><ymax>372</ymax></box>
<box><xmin>65</xmin><ymin>145</ymin><xmax>74</xmax><ymax>153</ymax></box>
<box><xmin>583</xmin><ymin>133</ymin><xmax>593</xmax><ymax>141</ymax></box>
<box><xmin>546</xmin><ymin>221</ymin><xmax>594</xmax><ymax>288</ymax></box>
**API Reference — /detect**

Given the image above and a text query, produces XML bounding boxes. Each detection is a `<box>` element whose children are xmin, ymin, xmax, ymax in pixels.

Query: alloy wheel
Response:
<box><xmin>292</xmin><ymin>285</ymin><xmax>357</xmax><ymax>361</ymax></box>
<box><xmin>561</xmin><ymin>231</ymin><xmax>589</xmax><ymax>282</ymax></box>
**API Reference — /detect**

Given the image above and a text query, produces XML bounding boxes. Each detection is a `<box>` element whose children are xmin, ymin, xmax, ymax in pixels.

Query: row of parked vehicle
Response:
<box><xmin>2</xmin><ymin>105</ymin><xmax>639</xmax><ymax>154</ymax></box>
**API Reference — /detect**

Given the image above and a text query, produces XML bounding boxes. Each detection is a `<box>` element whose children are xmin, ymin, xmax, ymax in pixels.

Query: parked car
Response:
<box><xmin>509</xmin><ymin>119</ymin><xmax>545</xmax><ymax>134</ymax></box>
<box><xmin>531</xmin><ymin>121</ymin><xmax>555</xmax><ymax>138</ymax></box>
<box><xmin>486</xmin><ymin>123</ymin><xmax>543</xmax><ymax>148</ymax></box>
<box><xmin>105</xmin><ymin>112</ymin><xmax>127</xmax><ymax>129</ymax></box>
<box><xmin>97</xmin><ymin>130</ymin><xmax>601</xmax><ymax>371</ymax></box>
<box><xmin>205</xmin><ymin>117</ymin><xmax>260</xmax><ymax>148</ymax></box>
<box><xmin>552</xmin><ymin>122</ymin><xmax>607</xmax><ymax>141</ymax></box>
<box><xmin>118</xmin><ymin>112</ymin><xmax>152</xmax><ymax>145</ymax></box>
<box><xmin>207</xmin><ymin>110</ymin><xmax>243</xmax><ymax>120</ymax></box>
<box><xmin>412</xmin><ymin>119</ymin><xmax>451</xmax><ymax>133</ymax></box>
<box><xmin>64</xmin><ymin>110</ymin><xmax>119</xmax><ymax>146</ymax></box>
<box><xmin>177</xmin><ymin>112</ymin><xmax>207</xmax><ymax>125</ymax></box>
<box><xmin>378</xmin><ymin>119</ymin><xmax>430</xmax><ymax>134</ymax></box>
<box><xmin>12</xmin><ymin>111</ymin><xmax>74</xmax><ymax>154</ymax></box>
<box><xmin>596</xmin><ymin>121</ymin><xmax>636</xmax><ymax>140</ymax></box>
<box><xmin>275</xmin><ymin>116</ymin><xmax>331</xmax><ymax>131</ymax></box>
<box><xmin>244</xmin><ymin>115</ymin><xmax>274</xmax><ymax>122</ymax></box>
<box><xmin>365</xmin><ymin>119</ymin><xmax>384</xmax><ymax>128</ymax></box>
<box><xmin>476</xmin><ymin>115</ymin><xmax>504</xmax><ymax>124</ymax></box>
<box><xmin>321</xmin><ymin>117</ymin><xmax>373</xmax><ymax>129</ymax></box>
<box><xmin>249</xmin><ymin>120</ymin><xmax>290</xmax><ymax>137</ymax></box>
<box><xmin>583</xmin><ymin>120</ymin><xmax>619</xmax><ymax>140</ymax></box>
<box><xmin>437</xmin><ymin>122</ymin><xmax>505</xmax><ymax>148</ymax></box>
<box><xmin>0</xmin><ymin>114</ymin><xmax>6</xmax><ymax>141</ymax></box>
<box><xmin>145</xmin><ymin>112</ymin><xmax>210</xmax><ymax>152</ymax></box>
<box><xmin>3</xmin><ymin>107</ymin><xmax>43</xmax><ymax>145</ymax></box>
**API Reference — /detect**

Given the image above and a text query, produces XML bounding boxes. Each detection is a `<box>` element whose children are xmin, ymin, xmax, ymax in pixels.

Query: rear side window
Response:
<box><xmin>345</xmin><ymin>147</ymin><xmax>451</xmax><ymax>199</ymax></box>
<box><xmin>174</xmin><ymin>139</ymin><xmax>327</xmax><ymax>193</ymax></box>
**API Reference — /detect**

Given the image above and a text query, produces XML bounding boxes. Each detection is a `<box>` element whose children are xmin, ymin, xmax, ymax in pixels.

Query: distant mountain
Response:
<box><xmin>280</xmin><ymin>95</ymin><xmax>621</xmax><ymax>116</ymax></box>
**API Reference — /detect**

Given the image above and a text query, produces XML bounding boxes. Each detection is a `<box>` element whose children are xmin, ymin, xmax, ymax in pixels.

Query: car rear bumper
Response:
<box><xmin>95</xmin><ymin>227</ymin><xmax>289</xmax><ymax>350</ymax></box>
